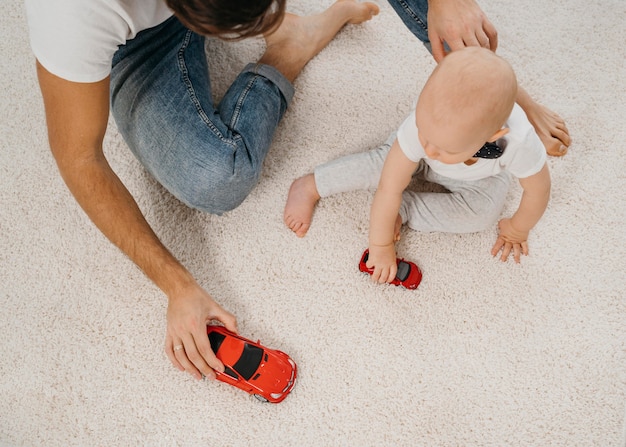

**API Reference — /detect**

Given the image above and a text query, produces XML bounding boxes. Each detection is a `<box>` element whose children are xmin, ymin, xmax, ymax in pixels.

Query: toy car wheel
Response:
<box><xmin>253</xmin><ymin>394</ymin><xmax>269</xmax><ymax>403</ymax></box>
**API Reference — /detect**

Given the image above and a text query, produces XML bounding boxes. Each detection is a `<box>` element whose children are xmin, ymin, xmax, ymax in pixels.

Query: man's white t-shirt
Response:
<box><xmin>396</xmin><ymin>103</ymin><xmax>546</xmax><ymax>181</ymax></box>
<box><xmin>25</xmin><ymin>0</ymin><xmax>173</xmax><ymax>83</ymax></box>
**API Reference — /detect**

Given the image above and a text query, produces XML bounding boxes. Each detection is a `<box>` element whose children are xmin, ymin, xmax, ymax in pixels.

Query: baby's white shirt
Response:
<box><xmin>396</xmin><ymin>103</ymin><xmax>547</xmax><ymax>181</ymax></box>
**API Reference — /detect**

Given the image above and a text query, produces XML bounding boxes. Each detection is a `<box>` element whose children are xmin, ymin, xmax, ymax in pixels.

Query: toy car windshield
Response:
<box><xmin>209</xmin><ymin>330</ymin><xmax>264</xmax><ymax>381</ymax></box>
<box><xmin>233</xmin><ymin>344</ymin><xmax>264</xmax><ymax>380</ymax></box>
<box><xmin>396</xmin><ymin>261</ymin><xmax>410</xmax><ymax>281</ymax></box>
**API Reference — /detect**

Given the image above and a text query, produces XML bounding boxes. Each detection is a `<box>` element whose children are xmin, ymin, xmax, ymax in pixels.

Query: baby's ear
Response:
<box><xmin>488</xmin><ymin>127</ymin><xmax>509</xmax><ymax>142</ymax></box>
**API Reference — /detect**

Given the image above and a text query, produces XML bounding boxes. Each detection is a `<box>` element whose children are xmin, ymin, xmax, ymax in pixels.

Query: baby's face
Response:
<box><xmin>415</xmin><ymin>109</ymin><xmax>489</xmax><ymax>164</ymax></box>
<box><xmin>417</xmin><ymin>132</ymin><xmax>481</xmax><ymax>164</ymax></box>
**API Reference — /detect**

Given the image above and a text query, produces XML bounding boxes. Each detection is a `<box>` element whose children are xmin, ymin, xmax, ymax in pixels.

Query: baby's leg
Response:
<box><xmin>399</xmin><ymin>166</ymin><xmax>512</xmax><ymax>233</ymax></box>
<box><xmin>284</xmin><ymin>134</ymin><xmax>394</xmax><ymax>237</ymax></box>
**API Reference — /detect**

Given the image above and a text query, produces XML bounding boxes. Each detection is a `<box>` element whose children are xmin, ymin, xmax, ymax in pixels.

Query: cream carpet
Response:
<box><xmin>1</xmin><ymin>0</ymin><xmax>625</xmax><ymax>446</ymax></box>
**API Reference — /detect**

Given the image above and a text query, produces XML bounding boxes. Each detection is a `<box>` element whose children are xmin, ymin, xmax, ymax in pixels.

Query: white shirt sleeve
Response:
<box><xmin>25</xmin><ymin>0</ymin><xmax>172</xmax><ymax>83</ymax></box>
<box><xmin>500</xmin><ymin>104</ymin><xmax>547</xmax><ymax>179</ymax></box>
<box><xmin>395</xmin><ymin>110</ymin><xmax>425</xmax><ymax>163</ymax></box>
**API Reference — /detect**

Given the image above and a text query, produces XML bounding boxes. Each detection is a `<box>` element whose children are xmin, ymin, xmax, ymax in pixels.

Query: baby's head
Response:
<box><xmin>415</xmin><ymin>47</ymin><xmax>518</xmax><ymax>164</ymax></box>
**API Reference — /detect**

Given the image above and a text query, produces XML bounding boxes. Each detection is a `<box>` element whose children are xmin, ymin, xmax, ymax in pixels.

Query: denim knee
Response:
<box><xmin>172</xmin><ymin>162</ymin><xmax>260</xmax><ymax>215</ymax></box>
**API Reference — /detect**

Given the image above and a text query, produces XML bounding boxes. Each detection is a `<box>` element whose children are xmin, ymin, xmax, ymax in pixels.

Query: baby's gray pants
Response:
<box><xmin>314</xmin><ymin>133</ymin><xmax>512</xmax><ymax>233</ymax></box>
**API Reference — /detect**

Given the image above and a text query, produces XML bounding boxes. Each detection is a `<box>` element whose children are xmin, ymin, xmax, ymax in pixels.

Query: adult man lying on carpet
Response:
<box><xmin>25</xmin><ymin>0</ymin><xmax>379</xmax><ymax>382</ymax></box>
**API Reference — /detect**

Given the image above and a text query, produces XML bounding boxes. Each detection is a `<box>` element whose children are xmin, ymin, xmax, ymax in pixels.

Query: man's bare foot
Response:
<box><xmin>526</xmin><ymin>102</ymin><xmax>571</xmax><ymax>156</ymax></box>
<box><xmin>516</xmin><ymin>86</ymin><xmax>571</xmax><ymax>157</ymax></box>
<box><xmin>284</xmin><ymin>174</ymin><xmax>321</xmax><ymax>237</ymax></box>
<box><xmin>260</xmin><ymin>1</ymin><xmax>379</xmax><ymax>82</ymax></box>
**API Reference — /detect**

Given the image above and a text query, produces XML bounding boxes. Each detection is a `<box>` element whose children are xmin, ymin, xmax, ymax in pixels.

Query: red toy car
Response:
<box><xmin>359</xmin><ymin>249</ymin><xmax>422</xmax><ymax>290</ymax></box>
<box><xmin>207</xmin><ymin>325</ymin><xmax>297</xmax><ymax>403</ymax></box>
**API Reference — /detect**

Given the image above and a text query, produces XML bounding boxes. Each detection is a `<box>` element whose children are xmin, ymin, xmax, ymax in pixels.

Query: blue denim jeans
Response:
<box><xmin>110</xmin><ymin>16</ymin><xmax>294</xmax><ymax>214</ymax></box>
<box><xmin>386</xmin><ymin>0</ymin><xmax>432</xmax><ymax>52</ymax></box>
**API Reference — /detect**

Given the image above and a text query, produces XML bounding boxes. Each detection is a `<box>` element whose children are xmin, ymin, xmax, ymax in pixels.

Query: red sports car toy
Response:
<box><xmin>207</xmin><ymin>325</ymin><xmax>297</xmax><ymax>403</ymax></box>
<box><xmin>359</xmin><ymin>248</ymin><xmax>422</xmax><ymax>290</ymax></box>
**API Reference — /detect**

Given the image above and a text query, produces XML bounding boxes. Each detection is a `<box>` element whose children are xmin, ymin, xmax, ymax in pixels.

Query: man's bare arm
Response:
<box><xmin>36</xmin><ymin>61</ymin><xmax>236</xmax><ymax>379</ymax></box>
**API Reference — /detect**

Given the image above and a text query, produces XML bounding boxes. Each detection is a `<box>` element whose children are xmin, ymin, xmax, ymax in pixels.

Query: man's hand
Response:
<box><xmin>165</xmin><ymin>283</ymin><xmax>238</xmax><ymax>380</ymax></box>
<box><xmin>428</xmin><ymin>0</ymin><xmax>498</xmax><ymax>62</ymax></box>
<box><xmin>366</xmin><ymin>243</ymin><xmax>398</xmax><ymax>284</ymax></box>
<box><xmin>491</xmin><ymin>217</ymin><xmax>529</xmax><ymax>263</ymax></box>
<box><xmin>35</xmin><ymin>62</ymin><xmax>239</xmax><ymax>381</ymax></box>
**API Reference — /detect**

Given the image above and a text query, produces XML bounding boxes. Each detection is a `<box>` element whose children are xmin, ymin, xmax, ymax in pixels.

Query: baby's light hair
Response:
<box><xmin>419</xmin><ymin>47</ymin><xmax>518</xmax><ymax>140</ymax></box>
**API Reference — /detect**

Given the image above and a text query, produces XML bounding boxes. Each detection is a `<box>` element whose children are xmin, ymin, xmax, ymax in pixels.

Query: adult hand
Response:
<box><xmin>366</xmin><ymin>244</ymin><xmax>398</xmax><ymax>284</ymax></box>
<box><xmin>428</xmin><ymin>0</ymin><xmax>498</xmax><ymax>62</ymax></box>
<box><xmin>165</xmin><ymin>283</ymin><xmax>238</xmax><ymax>380</ymax></box>
<box><xmin>490</xmin><ymin>218</ymin><xmax>529</xmax><ymax>263</ymax></box>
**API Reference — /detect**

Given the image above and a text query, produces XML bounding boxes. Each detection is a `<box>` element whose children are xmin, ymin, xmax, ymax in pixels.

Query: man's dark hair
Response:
<box><xmin>166</xmin><ymin>0</ymin><xmax>286</xmax><ymax>39</ymax></box>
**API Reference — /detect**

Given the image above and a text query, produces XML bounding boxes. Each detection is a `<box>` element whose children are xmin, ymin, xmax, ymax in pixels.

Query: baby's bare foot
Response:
<box><xmin>284</xmin><ymin>174</ymin><xmax>321</xmax><ymax>238</ymax></box>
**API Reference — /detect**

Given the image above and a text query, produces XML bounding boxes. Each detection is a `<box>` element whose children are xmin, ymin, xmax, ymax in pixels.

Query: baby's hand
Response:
<box><xmin>366</xmin><ymin>244</ymin><xmax>398</xmax><ymax>284</ymax></box>
<box><xmin>490</xmin><ymin>218</ymin><xmax>529</xmax><ymax>263</ymax></box>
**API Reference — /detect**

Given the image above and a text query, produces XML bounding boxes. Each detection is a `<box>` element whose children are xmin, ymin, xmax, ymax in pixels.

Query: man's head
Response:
<box><xmin>415</xmin><ymin>47</ymin><xmax>518</xmax><ymax>164</ymax></box>
<box><xmin>166</xmin><ymin>0</ymin><xmax>286</xmax><ymax>39</ymax></box>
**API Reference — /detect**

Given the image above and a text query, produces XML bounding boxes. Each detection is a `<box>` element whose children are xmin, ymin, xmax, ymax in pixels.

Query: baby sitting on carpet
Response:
<box><xmin>284</xmin><ymin>47</ymin><xmax>551</xmax><ymax>284</ymax></box>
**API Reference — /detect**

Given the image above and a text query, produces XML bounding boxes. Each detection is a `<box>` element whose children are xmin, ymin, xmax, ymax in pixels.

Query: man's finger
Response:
<box><xmin>165</xmin><ymin>339</ymin><xmax>185</xmax><ymax>372</ymax></box>
<box><xmin>195</xmin><ymin>329</ymin><xmax>224</xmax><ymax>375</ymax></box>
<box><xmin>431</xmin><ymin>37</ymin><xmax>447</xmax><ymax>63</ymax></box>
<box><xmin>174</xmin><ymin>339</ymin><xmax>203</xmax><ymax>380</ymax></box>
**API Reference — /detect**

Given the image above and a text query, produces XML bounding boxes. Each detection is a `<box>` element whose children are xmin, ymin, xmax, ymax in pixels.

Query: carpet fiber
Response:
<box><xmin>1</xmin><ymin>1</ymin><xmax>625</xmax><ymax>445</ymax></box>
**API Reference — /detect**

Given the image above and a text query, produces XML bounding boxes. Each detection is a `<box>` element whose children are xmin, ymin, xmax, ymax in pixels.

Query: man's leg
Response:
<box><xmin>110</xmin><ymin>2</ymin><xmax>380</xmax><ymax>215</ymax></box>
<box><xmin>261</xmin><ymin>1</ymin><xmax>380</xmax><ymax>83</ymax></box>
<box><xmin>110</xmin><ymin>17</ymin><xmax>283</xmax><ymax>214</ymax></box>
<box><xmin>386</xmin><ymin>0</ymin><xmax>430</xmax><ymax>48</ymax></box>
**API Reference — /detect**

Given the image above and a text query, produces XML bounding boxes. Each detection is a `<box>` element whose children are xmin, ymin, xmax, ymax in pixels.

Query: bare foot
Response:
<box><xmin>284</xmin><ymin>174</ymin><xmax>321</xmax><ymax>237</ymax></box>
<box><xmin>260</xmin><ymin>1</ymin><xmax>380</xmax><ymax>82</ymax></box>
<box><xmin>516</xmin><ymin>86</ymin><xmax>571</xmax><ymax>157</ymax></box>
<box><xmin>526</xmin><ymin>102</ymin><xmax>571</xmax><ymax>156</ymax></box>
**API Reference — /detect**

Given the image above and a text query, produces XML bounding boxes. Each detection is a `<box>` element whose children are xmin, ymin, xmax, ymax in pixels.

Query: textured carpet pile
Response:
<box><xmin>1</xmin><ymin>1</ymin><xmax>625</xmax><ymax>445</ymax></box>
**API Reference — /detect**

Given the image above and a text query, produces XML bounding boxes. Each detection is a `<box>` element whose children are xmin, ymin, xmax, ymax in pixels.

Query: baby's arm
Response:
<box><xmin>368</xmin><ymin>140</ymin><xmax>418</xmax><ymax>283</ymax></box>
<box><xmin>491</xmin><ymin>163</ymin><xmax>551</xmax><ymax>262</ymax></box>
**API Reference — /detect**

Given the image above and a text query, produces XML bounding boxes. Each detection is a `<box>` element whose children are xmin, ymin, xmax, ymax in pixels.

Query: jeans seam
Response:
<box><xmin>229</xmin><ymin>75</ymin><xmax>258</xmax><ymax>136</ymax></box>
<box><xmin>177</xmin><ymin>31</ymin><xmax>237</xmax><ymax>148</ymax></box>
<box><xmin>396</xmin><ymin>0</ymin><xmax>428</xmax><ymax>35</ymax></box>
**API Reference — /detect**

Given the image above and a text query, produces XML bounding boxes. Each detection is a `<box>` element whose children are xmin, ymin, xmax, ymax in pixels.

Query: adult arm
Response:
<box><xmin>36</xmin><ymin>61</ymin><xmax>237</xmax><ymax>380</ymax></box>
<box><xmin>491</xmin><ymin>163</ymin><xmax>551</xmax><ymax>263</ymax></box>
